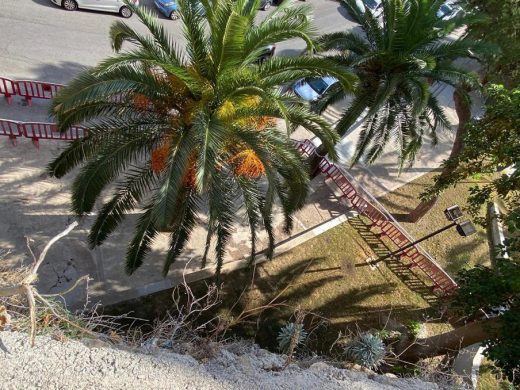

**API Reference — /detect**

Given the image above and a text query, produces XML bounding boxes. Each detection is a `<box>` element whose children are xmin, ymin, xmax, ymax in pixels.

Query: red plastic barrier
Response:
<box><xmin>15</xmin><ymin>80</ymin><xmax>64</xmax><ymax>106</ymax></box>
<box><xmin>22</xmin><ymin>122</ymin><xmax>86</xmax><ymax>147</ymax></box>
<box><xmin>0</xmin><ymin>77</ymin><xmax>17</xmax><ymax>104</ymax></box>
<box><xmin>0</xmin><ymin>118</ymin><xmax>23</xmax><ymax>145</ymax></box>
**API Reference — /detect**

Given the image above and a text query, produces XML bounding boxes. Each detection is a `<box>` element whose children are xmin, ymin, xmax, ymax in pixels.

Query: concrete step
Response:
<box><xmin>321</xmin><ymin>106</ymin><xmax>342</xmax><ymax>125</ymax></box>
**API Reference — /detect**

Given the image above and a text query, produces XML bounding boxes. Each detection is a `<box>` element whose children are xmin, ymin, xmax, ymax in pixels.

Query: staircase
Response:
<box><xmin>295</xmin><ymin>139</ymin><xmax>458</xmax><ymax>296</ymax></box>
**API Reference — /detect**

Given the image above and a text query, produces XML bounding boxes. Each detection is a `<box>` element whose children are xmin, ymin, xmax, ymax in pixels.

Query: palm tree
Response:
<box><xmin>313</xmin><ymin>0</ymin><xmax>488</xmax><ymax>169</ymax></box>
<box><xmin>48</xmin><ymin>0</ymin><xmax>356</xmax><ymax>277</ymax></box>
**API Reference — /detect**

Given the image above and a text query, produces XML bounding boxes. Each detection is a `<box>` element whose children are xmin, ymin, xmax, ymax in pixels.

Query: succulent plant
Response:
<box><xmin>344</xmin><ymin>332</ymin><xmax>386</xmax><ymax>369</ymax></box>
<box><xmin>277</xmin><ymin>322</ymin><xmax>307</xmax><ymax>353</ymax></box>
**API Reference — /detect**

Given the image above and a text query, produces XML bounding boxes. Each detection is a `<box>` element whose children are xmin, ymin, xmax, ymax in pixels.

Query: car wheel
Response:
<box><xmin>62</xmin><ymin>0</ymin><xmax>77</xmax><ymax>11</ymax></box>
<box><xmin>169</xmin><ymin>11</ymin><xmax>180</xmax><ymax>20</ymax></box>
<box><xmin>120</xmin><ymin>6</ymin><xmax>133</xmax><ymax>18</ymax></box>
<box><xmin>262</xmin><ymin>1</ymin><xmax>271</xmax><ymax>10</ymax></box>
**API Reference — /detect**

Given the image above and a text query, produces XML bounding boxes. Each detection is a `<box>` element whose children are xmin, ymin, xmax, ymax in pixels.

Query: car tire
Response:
<box><xmin>62</xmin><ymin>0</ymin><xmax>77</xmax><ymax>11</ymax></box>
<box><xmin>120</xmin><ymin>6</ymin><xmax>133</xmax><ymax>18</ymax></box>
<box><xmin>262</xmin><ymin>1</ymin><xmax>271</xmax><ymax>10</ymax></box>
<box><xmin>169</xmin><ymin>11</ymin><xmax>180</xmax><ymax>20</ymax></box>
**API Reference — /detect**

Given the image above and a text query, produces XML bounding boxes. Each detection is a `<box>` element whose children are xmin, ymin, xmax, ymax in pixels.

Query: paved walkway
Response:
<box><xmin>0</xmin><ymin>98</ymin><xmax>348</xmax><ymax>307</ymax></box>
<box><xmin>0</xmin><ymin>72</ymin><xmax>484</xmax><ymax>308</ymax></box>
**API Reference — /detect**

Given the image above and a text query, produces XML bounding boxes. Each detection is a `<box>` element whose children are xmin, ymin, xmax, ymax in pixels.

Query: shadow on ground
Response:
<box><xmin>348</xmin><ymin>216</ymin><xmax>440</xmax><ymax>306</ymax></box>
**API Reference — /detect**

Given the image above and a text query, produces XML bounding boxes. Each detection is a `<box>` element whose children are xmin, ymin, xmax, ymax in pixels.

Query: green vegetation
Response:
<box><xmin>206</xmin><ymin>221</ymin><xmax>435</xmax><ymax>353</ymax></box>
<box><xmin>478</xmin><ymin>359</ymin><xmax>514</xmax><ymax>390</ymax></box>
<box><xmin>460</xmin><ymin>0</ymin><xmax>520</xmax><ymax>86</ymax></box>
<box><xmin>406</xmin><ymin>320</ymin><xmax>422</xmax><ymax>338</ymax></box>
<box><xmin>47</xmin><ymin>0</ymin><xmax>355</xmax><ymax>276</ymax></box>
<box><xmin>451</xmin><ymin>258</ymin><xmax>520</xmax><ymax>385</ymax></box>
<box><xmin>378</xmin><ymin>171</ymin><xmax>490</xmax><ymax>275</ymax></box>
<box><xmin>314</xmin><ymin>0</ymin><xmax>489</xmax><ymax>167</ymax></box>
<box><xmin>277</xmin><ymin>322</ymin><xmax>307</xmax><ymax>353</ymax></box>
<box><xmin>424</xmin><ymin>84</ymin><xmax>520</xmax><ymax>252</ymax></box>
<box><xmin>344</xmin><ymin>332</ymin><xmax>386</xmax><ymax>369</ymax></box>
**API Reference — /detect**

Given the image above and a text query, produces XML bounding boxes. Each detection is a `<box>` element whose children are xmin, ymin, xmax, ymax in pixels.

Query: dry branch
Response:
<box><xmin>0</xmin><ymin>221</ymin><xmax>95</xmax><ymax>346</ymax></box>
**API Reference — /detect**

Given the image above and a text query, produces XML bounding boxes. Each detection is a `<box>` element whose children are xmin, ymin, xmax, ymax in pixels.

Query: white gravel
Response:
<box><xmin>0</xmin><ymin>331</ymin><xmax>440</xmax><ymax>390</ymax></box>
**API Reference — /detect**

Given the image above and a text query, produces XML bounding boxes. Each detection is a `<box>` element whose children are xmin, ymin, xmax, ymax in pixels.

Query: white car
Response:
<box><xmin>50</xmin><ymin>0</ymin><xmax>139</xmax><ymax>18</ymax></box>
<box><xmin>437</xmin><ymin>2</ymin><xmax>462</xmax><ymax>20</ymax></box>
<box><xmin>363</xmin><ymin>0</ymin><xmax>382</xmax><ymax>13</ymax></box>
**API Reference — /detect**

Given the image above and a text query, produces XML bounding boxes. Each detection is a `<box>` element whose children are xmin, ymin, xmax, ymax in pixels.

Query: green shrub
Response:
<box><xmin>406</xmin><ymin>320</ymin><xmax>421</xmax><ymax>338</ymax></box>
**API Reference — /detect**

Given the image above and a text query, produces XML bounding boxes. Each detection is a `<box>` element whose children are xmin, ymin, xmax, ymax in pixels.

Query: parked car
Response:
<box><xmin>353</xmin><ymin>0</ymin><xmax>366</xmax><ymax>12</ymax></box>
<box><xmin>437</xmin><ymin>2</ymin><xmax>462</xmax><ymax>20</ymax></box>
<box><xmin>259</xmin><ymin>0</ymin><xmax>281</xmax><ymax>11</ymax></box>
<box><xmin>363</xmin><ymin>0</ymin><xmax>382</xmax><ymax>16</ymax></box>
<box><xmin>154</xmin><ymin>0</ymin><xmax>205</xmax><ymax>20</ymax></box>
<box><xmin>51</xmin><ymin>0</ymin><xmax>139</xmax><ymax>18</ymax></box>
<box><xmin>363</xmin><ymin>0</ymin><xmax>381</xmax><ymax>12</ymax></box>
<box><xmin>154</xmin><ymin>0</ymin><xmax>179</xmax><ymax>19</ymax></box>
<box><xmin>292</xmin><ymin>76</ymin><xmax>339</xmax><ymax>102</ymax></box>
<box><xmin>255</xmin><ymin>45</ymin><xmax>276</xmax><ymax>64</ymax></box>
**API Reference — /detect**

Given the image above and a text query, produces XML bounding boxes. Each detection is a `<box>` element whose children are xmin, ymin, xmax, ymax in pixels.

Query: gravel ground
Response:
<box><xmin>0</xmin><ymin>331</ymin><xmax>440</xmax><ymax>390</ymax></box>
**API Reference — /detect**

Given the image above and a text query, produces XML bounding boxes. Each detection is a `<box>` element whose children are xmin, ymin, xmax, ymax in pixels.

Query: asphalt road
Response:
<box><xmin>0</xmin><ymin>0</ymin><xmax>356</xmax><ymax>84</ymax></box>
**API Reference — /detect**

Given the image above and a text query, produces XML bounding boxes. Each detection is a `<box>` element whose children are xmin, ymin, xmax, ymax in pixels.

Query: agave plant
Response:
<box><xmin>344</xmin><ymin>332</ymin><xmax>386</xmax><ymax>369</ymax></box>
<box><xmin>277</xmin><ymin>322</ymin><xmax>308</xmax><ymax>353</ymax></box>
<box><xmin>48</xmin><ymin>0</ymin><xmax>355</xmax><ymax>276</ymax></box>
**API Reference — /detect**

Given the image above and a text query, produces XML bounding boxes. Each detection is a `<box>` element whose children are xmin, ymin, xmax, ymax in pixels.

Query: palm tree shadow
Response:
<box><xmin>347</xmin><ymin>216</ymin><xmax>440</xmax><ymax>306</ymax></box>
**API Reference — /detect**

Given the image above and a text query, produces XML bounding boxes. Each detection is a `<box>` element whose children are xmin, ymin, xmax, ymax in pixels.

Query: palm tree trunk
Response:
<box><xmin>397</xmin><ymin>317</ymin><xmax>501</xmax><ymax>362</ymax></box>
<box><xmin>407</xmin><ymin>87</ymin><xmax>472</xmax><ymax>222</ymax></box>
<box><xmin>308</xmin><ymin>144</ymin><xmax>326</xmax><ymax>178</ymax></box>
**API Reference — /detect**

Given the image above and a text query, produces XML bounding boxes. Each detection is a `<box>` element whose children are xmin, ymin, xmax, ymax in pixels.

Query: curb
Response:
<box><xmin>93</xmin><ymin>213</ymin><xmax>350</xmax><ymax>308</ymax></box>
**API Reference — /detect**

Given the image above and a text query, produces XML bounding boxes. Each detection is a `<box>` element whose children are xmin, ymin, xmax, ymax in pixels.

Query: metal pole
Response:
<box><xmin>370</xmin><ymin>221</ymin><xmax>458</xmax><ymax>265</ymax></box>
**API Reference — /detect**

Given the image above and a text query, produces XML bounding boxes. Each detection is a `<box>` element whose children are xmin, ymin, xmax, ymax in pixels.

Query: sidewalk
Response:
<box><xmin>0</xmin><ymin>99</ymin><xmax>349</xmax><ymax>307</ymax></box>
<box><xmin>0</xmin><ymin>78</ymin><xmax>484</xmax><ymax>308</ymax></box>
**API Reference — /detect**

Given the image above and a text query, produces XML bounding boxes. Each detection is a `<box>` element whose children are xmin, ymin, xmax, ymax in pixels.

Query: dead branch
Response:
<box><xmin>0</xmin><ymin>221</ymin><xmax>95</xmax><ymax>346</ymax></box>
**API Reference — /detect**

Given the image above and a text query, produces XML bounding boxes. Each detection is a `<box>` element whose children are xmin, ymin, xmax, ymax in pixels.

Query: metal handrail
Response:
<box><xmin>295</xmin><ymin>139</ymin><xmax>457</xmax><ymax>291</ymax></box>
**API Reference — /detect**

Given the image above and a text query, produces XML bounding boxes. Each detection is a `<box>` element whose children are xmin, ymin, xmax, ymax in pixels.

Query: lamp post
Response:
<box><xmin>368</xmin><ymin>205</ymin><xmax>476</xmax><ymax>265</ymax></box>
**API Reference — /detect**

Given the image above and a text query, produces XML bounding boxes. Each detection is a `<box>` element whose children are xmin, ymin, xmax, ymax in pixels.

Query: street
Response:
<box><xmin>0</xmin><ymin>0</ymin><xmax>356</xmax><ymax>83</ymax></box>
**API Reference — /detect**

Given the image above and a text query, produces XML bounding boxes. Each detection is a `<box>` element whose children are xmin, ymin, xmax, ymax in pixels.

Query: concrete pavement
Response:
<box><xmin>0</xmin><ymin>0</ymin><xmax>356</xmax><ymax>82</ymax></box>
<box><xmin>0</xmin><ymin>0</ymin><xmax>358</xmax><ymax>307</ymax></box>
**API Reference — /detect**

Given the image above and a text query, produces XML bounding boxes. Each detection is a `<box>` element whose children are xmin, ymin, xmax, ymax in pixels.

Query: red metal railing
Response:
<box><xmin>15</xmin><ymin>80</ymin><xmax>64</xmax><ymax>106</ymax></box>
<box><xmin>0</xmin><ymin>76</ymin><xmax>64</xmax><ymax>106</ymax></box>
<box><xmin>0</xmin><ymin>119</ymin><xmax>86</xmax><ymax>147</ymax></box>
<box><xmin>0</xmin><ymin>118</ymin><xmax>24</xmax><ymax>145</ymax></box>
<box><xmin>0</xmin><ymin>78</ymin><xmax>17</xmax><ymax>105</ymax></box>
<box><xmin>295</xmin><ymin>139</ymin><xmax>458</xmax><ymax>296</ymax></box>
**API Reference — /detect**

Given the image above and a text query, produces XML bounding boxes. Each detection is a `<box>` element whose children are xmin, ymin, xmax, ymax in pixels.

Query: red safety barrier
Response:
<box><xmin>0</xmin><ymin>77</ymin><xmax>17</xmax><ymax>105</ymax></box>
<box><xmin>0</xmin><ymin>76</ymin><xmax>65</xmax><ymax>106</ymax></box>
<box><xmin>15</xmin><ymin>80</ymin><xmax>64</xmax><ymax>106</ymax></box>
<box><xmin>0</xmin><ymin>76</ymin><xmax>131</xmax><ymax>107</ymax></box>
<box><xmin>0</xmin><ymin>118</ymin><xmax>23</xmax><ymax>145</ymax></box>
<box><xmin>22</xmin><ymin>122</ymin><xmax>86</xmax><ymax>147</ymax></box>
<box><xmin>0</xmin><ymin>119</ymin><xmax>86</xmax><ymax>147</ymax></box>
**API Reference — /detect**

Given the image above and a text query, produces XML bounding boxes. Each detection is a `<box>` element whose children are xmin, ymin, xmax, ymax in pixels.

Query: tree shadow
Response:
<box><xmin>347</xmin><ymin>216</ymin><xmax>440</xmax><ymax>306</ymax></box>
<box><xmin>445</xmin><ymin>230</ymin><xmax>490</xmax><ymax>275</ymax></box>
<box><xmin>29</xmin><ymin>61</ymin><xmax>88</xmax><ymax>85</ymax></box>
